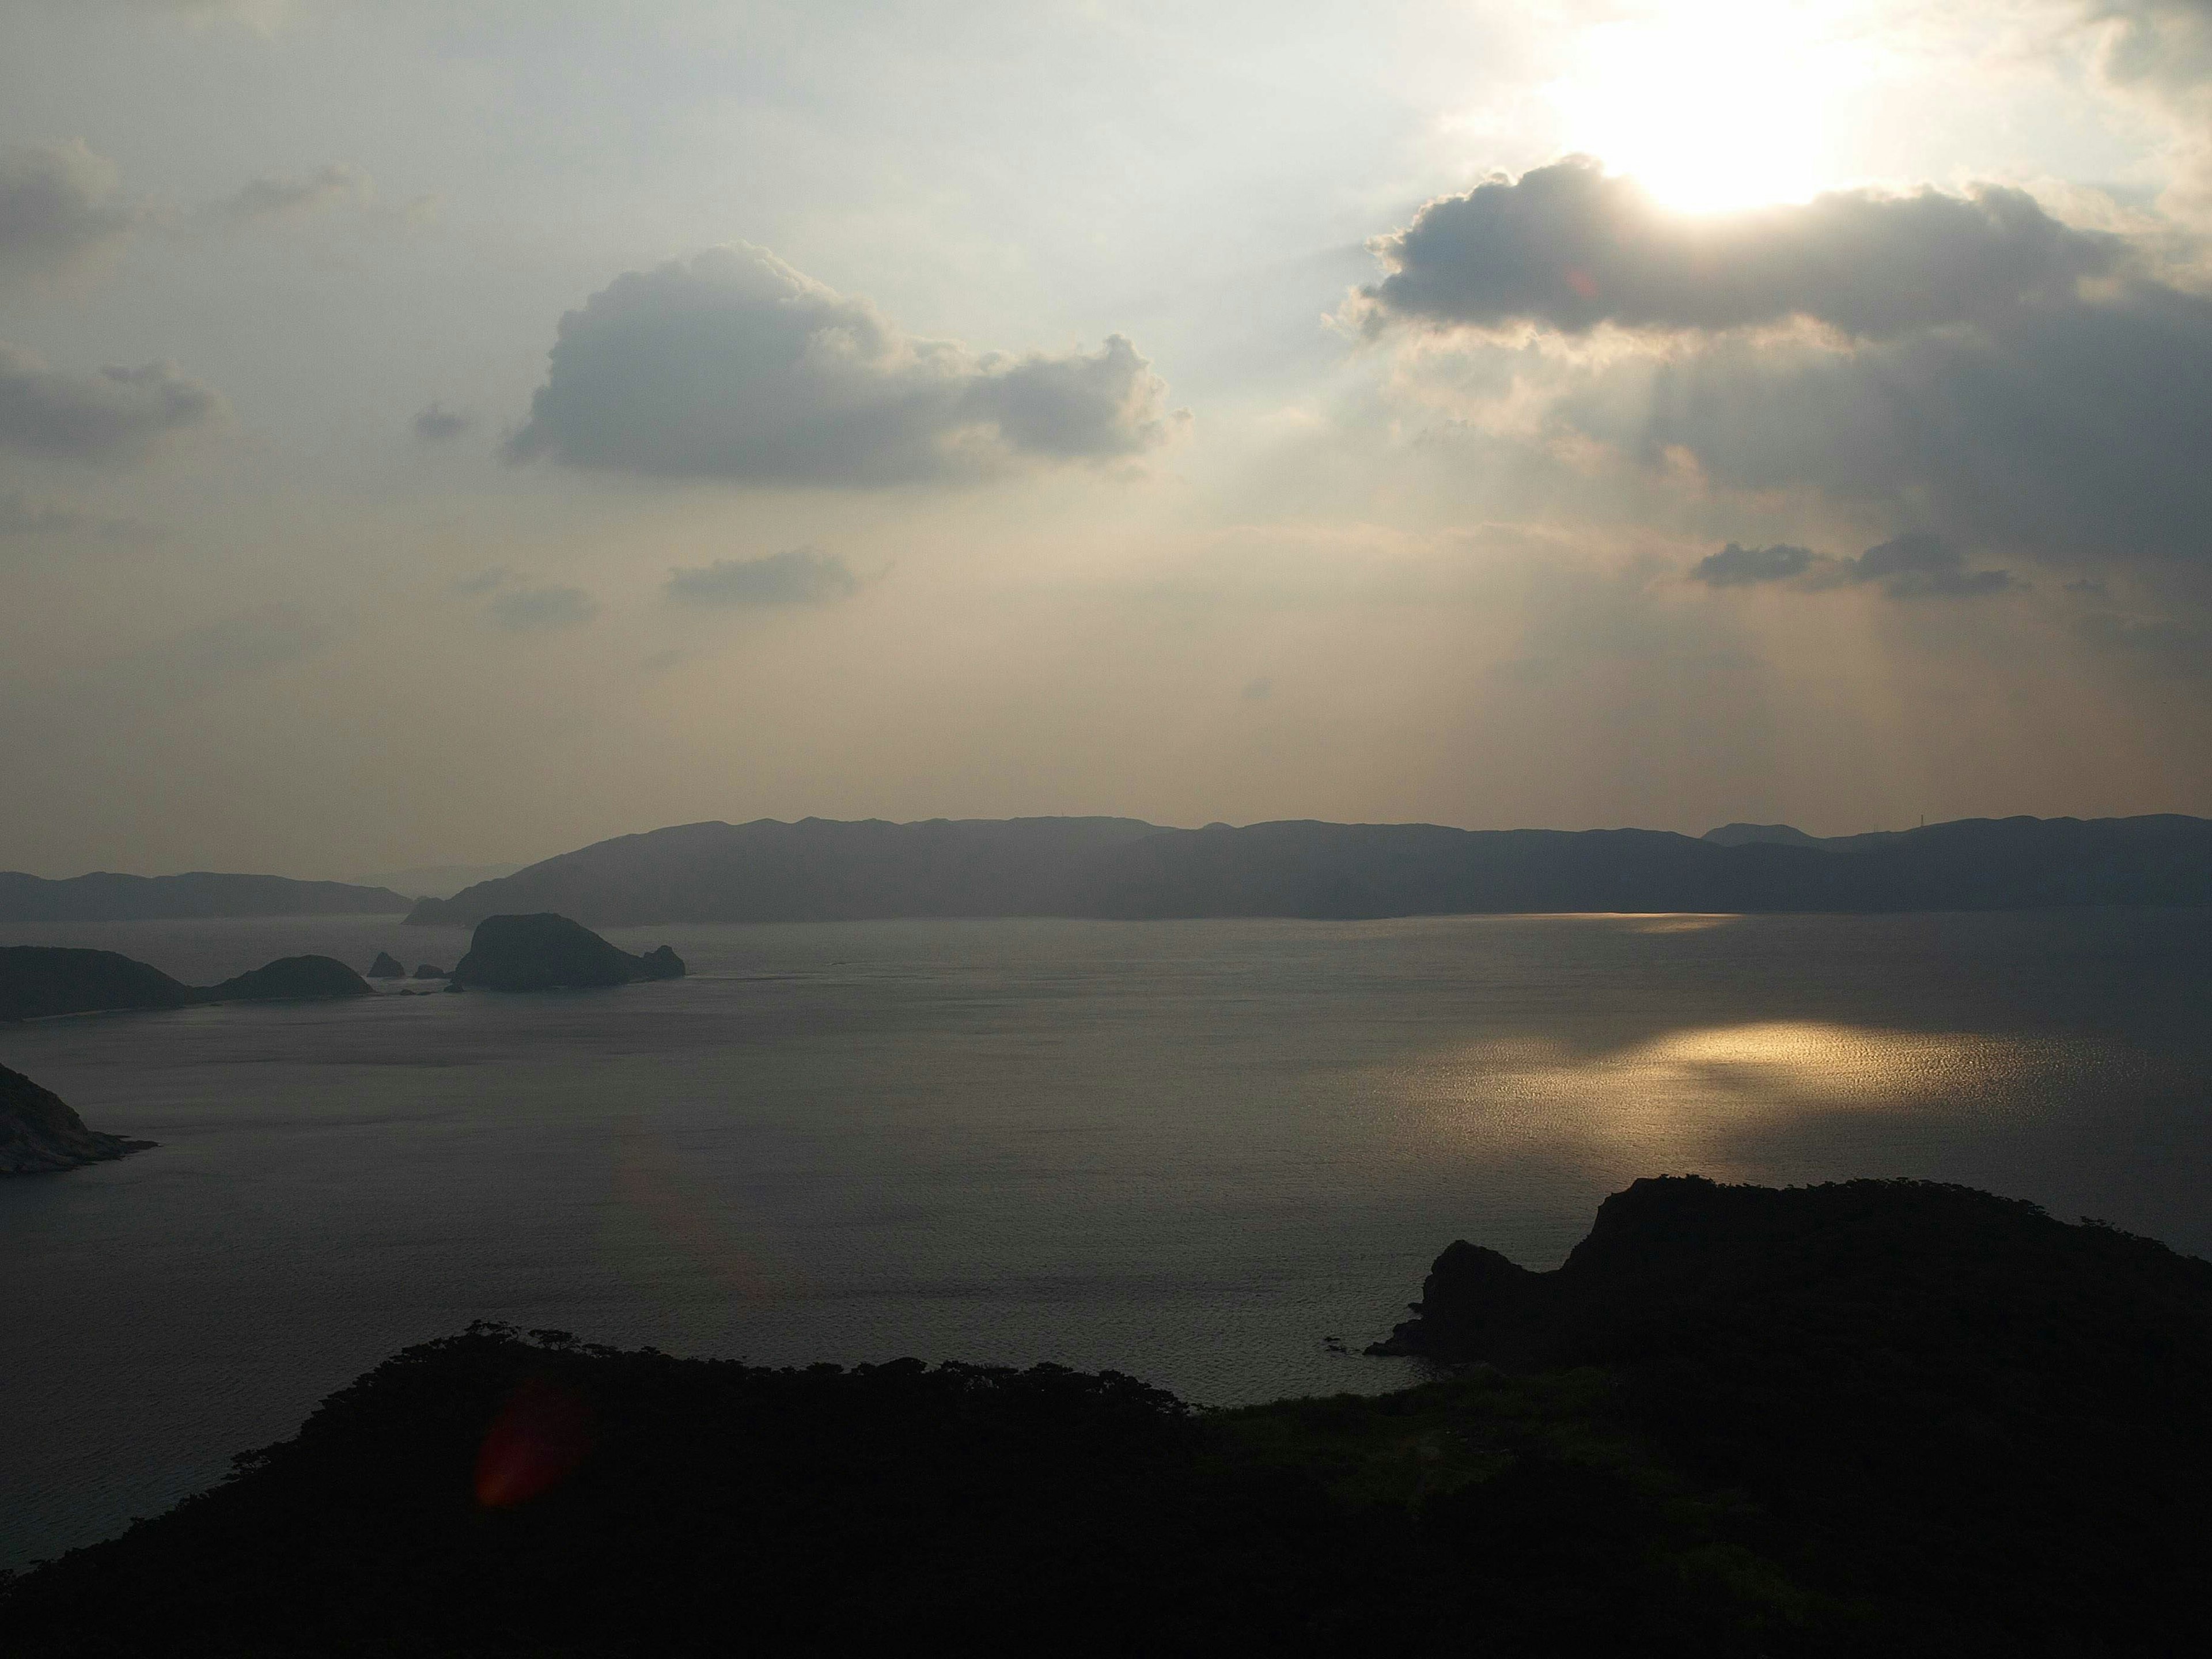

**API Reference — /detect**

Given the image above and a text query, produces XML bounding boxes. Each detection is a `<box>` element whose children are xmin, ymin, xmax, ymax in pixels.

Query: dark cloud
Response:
<box><xmin>1590</xmin><ymin>280</ymin><xmax>2212</xmax><ymax>565</ymax></box>
<box><xmin>486</xmin><ymin>583</ymin><xmax>597</xmax><ymax>632</ymax></box>
<box><xmin>1357</xmin><ymin>158</ymin><xmax>2118</xmax><ymax>340</ymax></box>
<box><xmin>412</xmin><ymin>402</ymin><xmax>472</xmax><ymax>442</ymax></box>
<box><xmin>1692</xmin><ymin>533</ymin><xmax>2021</xmax><ymax>600</ymax></box>
<box><xmin>664</xmin><ymin>546</ymin><xmax>859</xmax><ymax>608</ymax></box>
<box><xmin>1849</xmin><ymin>533</ymin><xmax>2023</xmax><ymax>599</ymax></box>
<box><xmin>0</xmin><ymin>344</ymin><xmax>221</xmax><ymax>463</ymax></box>
<box><xmin>0</xmin><ymin>141</ymin><xmax>135</xmax><ymax>287</ymax></box>
<box><xmin>1690</xmin><ymin>543</ymin><xmax>1816</xmax><ymax>587</ymax></box>
<box><xmin>505</xmin><ymin>244</ymin><xmax>1187</xmax><ymax>485</ymax></box>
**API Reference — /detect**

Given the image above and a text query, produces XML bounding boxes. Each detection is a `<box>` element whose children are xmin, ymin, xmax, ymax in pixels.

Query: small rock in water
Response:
<box><xmin>412</xmin><ymin>964</ymin><xmax>450</xmax><ymax>980</ymax></box>
<box><xmin>368</xmin><ymin>952</ymin><xmax>407</xmax><ymax>979</ymax></box>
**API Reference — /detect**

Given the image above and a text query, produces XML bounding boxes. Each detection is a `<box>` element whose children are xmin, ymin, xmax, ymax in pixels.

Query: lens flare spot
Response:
<box><xmin>474</xmin><ymin>1377</ymin><xmax>593</xmax><ymax>1509</ymax></box>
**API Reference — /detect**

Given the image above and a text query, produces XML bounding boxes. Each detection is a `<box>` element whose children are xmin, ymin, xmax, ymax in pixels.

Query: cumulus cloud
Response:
<box><xmin>505</xmin><ymin>244</ymin><xmax>1187</xmax><ymax>485</ymax></box>
<box><xmin>1692</xmin><ymin>533</ymin><xmax>2021</xmax><ymax>600</ymax></box>
<box><xmin>0</xmin><ymin>141</ymin><xmax>137</xmax><ymax>288</ymax></box>
<box><xmin>412</xmin><ymin>402</ymin><xmax>472</xmax><ymax>442</ymax></box>
<box><xmin>664</xmin><ymin>546</ymin><xmax>859</xmax><ymax>607</ymax></box>
<box><xmin>1356</xmin><ymin>158</ymin><xmax>2120</xmax><ymax>340</ymax></box>
<box><xmin>0</xmin><ymin>344</ymin><xmax>221</xmax><ymax>463</ymax></box>
<box><xmin>486</xmin><ymin>583</ymin><xmax>598</xmax><ymax>632</ymax></box>
<box><xmin>206</xmin><ymin>162</ymin><xmax>372</xmax><ymax>226</ymax></box>
<box><xmin>1357</xmin><ymin>159</ymin><xmax>2212</xmax><ymax>570</ymax></box>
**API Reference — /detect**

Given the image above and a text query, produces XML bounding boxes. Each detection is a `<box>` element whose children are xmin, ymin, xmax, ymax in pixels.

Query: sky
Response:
<box><xmin>2</xmin><ymin>0</ymin><xmax>2208</xmax><ymax>878</ymax></box>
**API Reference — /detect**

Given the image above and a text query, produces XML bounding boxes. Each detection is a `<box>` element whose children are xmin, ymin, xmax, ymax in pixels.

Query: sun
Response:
<box><xmin>1547</xmin><ymin>1</ymin><xmax>1861</xmax><ymax>214</ymax></box>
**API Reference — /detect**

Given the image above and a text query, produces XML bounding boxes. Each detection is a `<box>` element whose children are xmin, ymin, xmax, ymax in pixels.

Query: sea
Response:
<box><xmin>3</xmin><ymin>908</ymin><xmax>2209</xmax><ymax>1570</ymax></box>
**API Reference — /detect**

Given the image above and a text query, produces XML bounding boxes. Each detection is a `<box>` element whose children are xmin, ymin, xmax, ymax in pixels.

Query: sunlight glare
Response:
<box><xmin>1548</xmin><ymin>2</ymin><xmax>1858</xmax><ymax>213</ymax></box>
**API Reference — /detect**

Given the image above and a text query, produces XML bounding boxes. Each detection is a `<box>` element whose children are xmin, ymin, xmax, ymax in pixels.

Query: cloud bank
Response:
<box><xmin>0</xmin><ymin>345</ymin><xmax>220</xmax><ymax>463</ymax></box>
<box><xmin>506</xmin><ymin>244</ymin><xmax>1187</xmax><ymax>486</ymax></box>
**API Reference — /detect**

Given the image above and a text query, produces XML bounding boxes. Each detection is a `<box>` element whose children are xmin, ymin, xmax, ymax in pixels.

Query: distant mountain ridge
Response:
<box><xmin>403</xmin><ymin>813</ymin><xmax>2212</xmax><ymax>927</ymax></box>
<box><xmin>0</xmin><ymin>872</ymin><xmax>410</xmax><ymax>923</ymax></box>
<box><xmin>1700</xmin><ymin>822</ymin><xmax>1910</xmax><ymax>853</ymax></box>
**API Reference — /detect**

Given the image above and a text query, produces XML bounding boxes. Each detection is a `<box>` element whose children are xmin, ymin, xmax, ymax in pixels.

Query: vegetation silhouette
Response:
<box><xmin>7</xmin><ymin>1176</ymin><xmax>2211</xmax><ymax>1654</ymax></box>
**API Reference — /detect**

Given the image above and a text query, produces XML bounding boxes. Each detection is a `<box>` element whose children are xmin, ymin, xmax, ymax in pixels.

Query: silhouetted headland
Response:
<box><xmin>0</xmin><ymin>871</ymin><xmax>409</xmax><ymax>923</ymax></box>
<box><xmin>1</xmin><ymin>1063</ymin><xmax>154</xmax><ymax>1174</ymax></box>
<box><xmin>404</xmin><ymin>812</ymin><xmax>2212</xmax><ymax>927</ymax></box>
<box><xmin>3</xmin><ymin>946</ymin><xmax>370</xmax><ymax>1021</ymax></box>
<box><xmin>1</xmin><ymin>946</ymin><xmax>195</xmax><ymax>1022</ymax></box>
<box><xmin>450</xmin><ymin>913</ymin><xmax>685</xmax><ymax>991</ymax></box>
<box><xmin>9</xmin><ymin>1176</ymin><xmax>2211</xmax><ymax>1652</ymax></box>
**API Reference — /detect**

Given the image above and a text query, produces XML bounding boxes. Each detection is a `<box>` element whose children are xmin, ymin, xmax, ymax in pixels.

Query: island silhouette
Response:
<box><xmin>2</xmin><ymin>915</ymin><xmax>682</xmax><ymax>1024</ymax></box>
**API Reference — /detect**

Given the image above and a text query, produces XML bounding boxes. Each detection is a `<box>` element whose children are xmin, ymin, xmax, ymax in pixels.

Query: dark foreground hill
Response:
<box><xmin>10</xmin><ymin>1179</ymin><xmax>2211</xmax><ymax>1656</ymax></box>
<box><xmin>0</xmin><ymin>871</ymin><xmax>408</xmax><ymax>923</ymax></box>
<box><xmin>406</xmin><ymin>812</ymin><xmax>2212</xmax><ymax>927</ymax></box>
<box><xmin>0</xmin><ymin>1062</ymin><xmax>153</xmax><ymax>1174</ymax></box>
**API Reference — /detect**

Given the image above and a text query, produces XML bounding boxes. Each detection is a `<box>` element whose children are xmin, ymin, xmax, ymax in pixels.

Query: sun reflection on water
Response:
<box><xmin>1389</xmin><ymin>1020</ymin><xmax>2050</xmax><ymax>1170</ymax></box>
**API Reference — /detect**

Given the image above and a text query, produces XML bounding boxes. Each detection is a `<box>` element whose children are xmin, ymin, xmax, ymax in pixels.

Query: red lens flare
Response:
<box><xmin>474</xmin><ymin>1377</ymin><xmax>593</xmax><ymax>1509</ymax></box>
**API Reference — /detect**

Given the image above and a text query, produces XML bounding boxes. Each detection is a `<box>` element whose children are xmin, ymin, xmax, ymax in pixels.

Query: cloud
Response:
<box><xmin>1354</xmin><ymin>160</ymin><xmax>2212</xmax><ymax>571</ymax></box>
<box><xmin>505</xmin><ymin>243</ymin><xmax>1187</xmax><ymax>486</ymax></box>
<box><xmin>486</xmin><ymin>583</ymin><xmax>598</xmax><ymax>632</ymax></box>
<box><xmin>1848</xmin><ymin>533</ymin><xmax>2024</xmax><ymax>599</ymax></box>
<box><xmin>1355</xmin><ymin>158</ymin><xmax>2120</xmax><ymax>341</ymax></box>
<box><xmin>0</xmin><ymin>141</ymin><xmax>137</xmax><ymax>289</ymax></box>
<box><xmin>1689</xmin><ymin>543</ymin><xmax>1817</xmax><ymax>587</ymax></box>
<box><xmin>664</xmin><ymin>546</ymin><xmax>859</xmax><ymax>607</ymax></box>
<box><xmin>206</xmin><ymin>162</ymin><xmax>372</xmax><ymax>226</ymax></box>
<box><xmin>1691</xmin><ymin>533</ymin><xmax>2021</xmax><ymax>600</ymax></box>
<box><xmin>1588</xmin><ymin>281</ymin><xmax>2212</xmax><ymax>564</ymax></box>
<box><xmin>0</xmin><ymin>345</ymin><xmax>221</xmax><ymax>463</ymax></box>
<box><xmin>412</xmin><ymin>402</ymin><xmax>472</xmax><ymax>442</ymax></box>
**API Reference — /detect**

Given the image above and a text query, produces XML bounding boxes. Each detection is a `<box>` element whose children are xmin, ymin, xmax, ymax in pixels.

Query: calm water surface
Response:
<box><xmin>3</xmin><ymin>910</ymin><xmax>2209</xmax><ymax>1567</ymax></box>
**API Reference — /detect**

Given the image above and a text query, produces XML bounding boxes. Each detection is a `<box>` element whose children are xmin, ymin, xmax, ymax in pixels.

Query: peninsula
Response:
<box><xmin>0</xmin><ymin>1063</ymin><xmax>154</xmax><ymax>1175</ymax></box>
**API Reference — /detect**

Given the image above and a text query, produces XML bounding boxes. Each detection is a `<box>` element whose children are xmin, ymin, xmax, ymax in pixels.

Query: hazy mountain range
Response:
<box><xmin>0</xmin><ymin>872</ymin><xmax>408</xmax><ymax>925</ymax></box>
<box><xmin>401</xmin><ymin>813</ymin><xmax>2212</xmax><ymax>927</ymax></box>
<box><xmin>7</xmin><ymin>816</ymin><xmax>2206</xmax><ymax>928</ymax></box>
